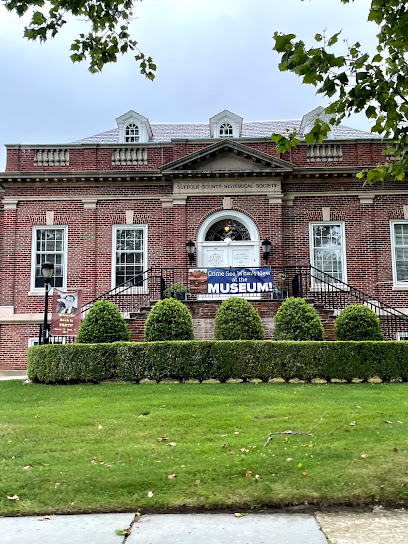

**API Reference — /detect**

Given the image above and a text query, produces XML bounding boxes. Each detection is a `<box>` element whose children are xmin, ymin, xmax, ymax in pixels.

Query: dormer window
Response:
<box><xmin>125</xmin><ymin>123</ymin><xmax>139</xmax><ymax>143</ymax></box>
<box><xmin>219</xmin><ymin>123</ymin><xmax>234</xmax><ymax>138</ymax></box>
<box><xmin>116</xmin><ymin>111</ymin><xmax>153</xmax><ymax>143</ymax></box>
<box><xmin>209</xmin><ymin>110</ymin><xmax>243</xmax><ymax>139</ymax></box>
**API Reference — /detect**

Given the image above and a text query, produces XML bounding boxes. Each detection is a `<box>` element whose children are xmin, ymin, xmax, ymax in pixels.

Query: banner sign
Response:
<box><xmin>189</xmin><ymin>268</ymin><xmax>273</xmax><ymax>295</ymax></box>
<box><xmin>50</xmin><ymin>289</ymin><xmax>82</xmax><ymax>336</ymax></box>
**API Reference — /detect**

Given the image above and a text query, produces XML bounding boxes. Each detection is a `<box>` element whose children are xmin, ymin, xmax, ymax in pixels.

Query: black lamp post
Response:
<box><xmin>262</xmin><ymin>239</ymin><xmax>271</xmax><ymax>265</ymax></box>
<box><xmin>41</xmin><ymin>261</ymin><xmax>54</xmax><ymax>345</ymax></box>
<box><xmin>186</xmin><ymin>240</ymin><xmax>196</xmax><ymax>265</ymax></box>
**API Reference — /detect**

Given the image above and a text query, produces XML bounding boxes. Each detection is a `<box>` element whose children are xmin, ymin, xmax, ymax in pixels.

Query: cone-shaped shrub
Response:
<box><xmin>144</xmin><ymin>298</ymin><xmax>194</xmax><ymax>342</ymax></box>
<box><xmin>76</xmin><ymin>300</ymin><xmax>130</xmax><ymax>343</ymax></box>
<box><xmin>335</xmin><ymin>304</ymin><xmax>384</xmax><ymax>340</ymax></box>
<box><xmin>214</xmin><ymin>297</ymin><xmax>265</xmax><ymax>340</ymax></box>
<box><xmin>273</xmin><ymin>297</ymin><xmax>324</xmax><ymax>340</ymax></box>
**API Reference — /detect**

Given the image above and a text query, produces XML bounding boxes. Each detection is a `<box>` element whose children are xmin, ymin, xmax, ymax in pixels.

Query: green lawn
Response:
<box><xmin>0</xmin><ymin>381</ymin><xmax>408</xmax><ymax>515</ymax></box>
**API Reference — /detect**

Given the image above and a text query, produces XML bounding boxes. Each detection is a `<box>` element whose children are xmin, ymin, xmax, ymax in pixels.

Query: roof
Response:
<box><xmin>73</xmin><ymin>120</ymin><xmax>376</xmax><ymax>144</ymax></box>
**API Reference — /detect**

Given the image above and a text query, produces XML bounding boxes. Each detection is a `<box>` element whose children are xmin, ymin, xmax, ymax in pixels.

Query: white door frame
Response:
<box><xmin>197</xmin><ymin>210</ymin><xmax>260</xmax><ymax>268</ymax></box>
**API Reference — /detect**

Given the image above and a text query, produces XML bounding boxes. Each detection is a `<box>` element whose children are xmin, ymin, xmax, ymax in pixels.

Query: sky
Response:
<box><xmin>0</xmin><ymin>0</ymin><xmax>378</xmax><ymax>170</ymax></box>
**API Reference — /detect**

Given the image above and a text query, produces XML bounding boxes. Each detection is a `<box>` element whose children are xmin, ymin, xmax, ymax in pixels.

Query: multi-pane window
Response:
<box><xmin>125</xmin><ymin>123</ymin><xmax>139</xmax><ymax>143</ymax></box>
<box><xmin>391</xmin><ymin>222</ymin><xmax>408</xmax><ymax>283</ymax></box>
<box><xmin>219</xmin><ymin>123</ymin><xmax>233</xmax><ymax>138</ymax></box>
<box><xmin>32</xmin><ymin>227</ymin><xmax>66</xmax><ymax>290</ymax></box>
<box><xmin>113</xmin><ymin>226</ymin><xmax>146</xmax><ymax>288</ymax></box>
<box><xmin>310</xmin><ymin>223</ymin><xmax>346</xmax><ymax>283</ymax></box>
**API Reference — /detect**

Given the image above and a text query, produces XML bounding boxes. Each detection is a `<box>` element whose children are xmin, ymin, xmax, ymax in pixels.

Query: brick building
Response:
<box><xmin>2</xmin><ymin>106</ymin><xmax>408</xmax><ymax>369</ymax></box>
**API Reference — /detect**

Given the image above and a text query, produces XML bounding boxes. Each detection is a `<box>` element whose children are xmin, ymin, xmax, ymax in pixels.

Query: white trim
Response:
<box><xmin>197</xmin><ymin>210</ymin><xmax>260</xmax><ymax>268</ymax></box>
<box><xmin>111</xmin><ymin>225</ymin><xmax>148</xmax><ymax>291</ymax></box>
<box><xmin>390</xmin><ymin>220</ymin><xmax>408</xmax><ymax>287</ymax></box>
<box><xmin>396</xmin><ymin>332</ymin><xmax>408</xmax><ymax>341</ymax></box>
<box><xmin>30</xmin><ymin>226</ymin><xmax>68</xmax><ymax>293</ymax></box>
<box><xmin>309</xmin><ymin>221</ymin><xmax>347</xmax><ymax>286</ymax></box>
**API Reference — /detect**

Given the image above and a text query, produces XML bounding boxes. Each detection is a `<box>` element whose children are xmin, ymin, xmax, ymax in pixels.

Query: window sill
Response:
<box><xmin>392</xmin><ymin>285</ymin><xmax>408</xmax><ymax>291</ymax></box>
<box><xmin>28</xmin><ymin>289</ymin><xmax>61</xmax><ymax>296</ymax></box>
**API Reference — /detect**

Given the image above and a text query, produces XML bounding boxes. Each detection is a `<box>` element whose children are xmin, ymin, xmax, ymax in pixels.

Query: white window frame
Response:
<box><xmin>31</xmin><ymin>226</ymin><xmax>68</xmax><ymax>293</ymax></box>
<box><xmin>396</xmin><ymin>332</ymin><xmax>408</xmax><ymax>341</ymax></box>
<box><xmin>111</xmin><ymin>225</ymin><xmax>148</xmax><ymax>292</ymax></box>
<box><xmin>125</xmin><ymin>123</ymin><xmax>139</xmax><ymax>143</ymax></box>
<box><xmin>219</xmin><ymin>122</ymin><xmax>234</xmax><ymax>138</ymax></box>
<box><xmin>390</xmin><ymin>220</ymin><xmax>408</xmax><ymax>286</ymax></box>
<box><xmin>309</xmin><ymin>222</ymin><xmax>347</xmax><ymax>287</ymax></box>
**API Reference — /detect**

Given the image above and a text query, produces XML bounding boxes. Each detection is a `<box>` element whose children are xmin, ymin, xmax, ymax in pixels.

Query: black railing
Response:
<box><xmin>41</xmin><ymin>264</ymin><xmax>408</xmax><ymax>343</ymax></box>
<box><xmin>298</xmin><ymin>265</ymin><xmax>408</xmax><ymax>340</ymax></box>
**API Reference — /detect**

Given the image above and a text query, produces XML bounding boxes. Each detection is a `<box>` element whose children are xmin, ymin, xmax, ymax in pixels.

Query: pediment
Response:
<box><xmin>161</xmin><ymin>140</ymin><xmax>294</xmax><ymax>174</ymax></box>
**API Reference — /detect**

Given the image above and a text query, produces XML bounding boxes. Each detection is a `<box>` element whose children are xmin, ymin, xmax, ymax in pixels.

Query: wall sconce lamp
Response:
<box><xmin>186</xmin><ymin>240</ymin><xmax>196</xmax><ymax>265</ymax></box>
<box><xmin>262</xmin><ymin>239</ymin><xmax>271</xmax><ymax>265</ymax></box>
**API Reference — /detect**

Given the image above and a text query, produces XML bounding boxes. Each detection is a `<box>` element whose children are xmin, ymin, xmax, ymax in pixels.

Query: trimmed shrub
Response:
<box><xmin>214</xmin><ymin>297</ymin><xmax>265</xmax><ymax>340</ymax></box>
<box><xmin>27</xmin><ymin>343</ymin><xmax>119</xmax><ymax>383</ymax></box>
<box><xmin>144</xmin><ymin>298</ymin><xmax>194</xmax><ymax>342</ymax></box>
<box><xmin>27</xmin><ymin>340</ymin><xmax>408</xmax><ymax>384</ymax></box>
<box><xmin>335</xmin><ymin>304</ymin><xmax>384</xmax><ymax>341</ymax></box>
<box><xmin>273</xmin><ymin>297</ymin><xmax>324</xmax><ymax>341</ymax></box>
<box><xmin>76</xmin><ymin>300</ymin><xmax>130</xmax><ymax>344</ymax></box>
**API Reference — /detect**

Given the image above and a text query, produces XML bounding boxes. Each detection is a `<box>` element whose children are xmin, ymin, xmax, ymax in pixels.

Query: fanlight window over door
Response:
<box><xmin>205</xmin><ymin>219</ymin><xmax>251</xmax><ymax>242</ymax></box>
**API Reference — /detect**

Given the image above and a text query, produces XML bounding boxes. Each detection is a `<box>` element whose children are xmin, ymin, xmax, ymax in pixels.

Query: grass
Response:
<box><xmin>0</xmin><ymin>381</ymin><xmax>408</xmax><ymax>515</ymax></box>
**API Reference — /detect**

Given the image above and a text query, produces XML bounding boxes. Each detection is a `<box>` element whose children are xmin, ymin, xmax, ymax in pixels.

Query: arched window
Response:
<box><xmin>205</xmin><ymin>219</ymin><xmax>251</xmax><ymax>241</ymax></box>
<box><xmin>125</xmin><ymin>123</ymin><xmax>139</xmax><ymax>143</ymax></box>
<box><xmin>219</xmin><ymin>122</ymin><xmax>234</xmax><ymax>138</ymax></box>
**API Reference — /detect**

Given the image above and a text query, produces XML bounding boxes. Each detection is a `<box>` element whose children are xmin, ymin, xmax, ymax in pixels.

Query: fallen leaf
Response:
<box><xmin>349</xmin><ymin>421</ymin><xmax>357</xmax><ymax>426</ymax></box>
<box><xmin>54</xmin><ymin>482</ymin><xmax>60</xmax><ymax>488</ymax></box>
<box><xmin>302</xmin><ymin>471</ymin><xmax>307</xmax><ymax>476</ymax></box>
<box><xmin>227</xmin><ymin>449</ymin><xmax>234</xmax><ymax>455</ymax></box>
<box><xmin>394</xmin><ymin>448</ymin><xmax>398</xmax><ymax>453</ymax></box>
<box><xmin>98</xmin><ymin>424</ymin><xmax>103</xmax><ymax>430</ymax></box>
<box><xmin>282</xmin><ymin>437</ymin><xmax>289</xmax><ymax>443</ymax></box>
<box><xmin>297</xmin><ymin>463</ymin><xmax>303</xmax><ymax>468</ymax></box>
<box><xmin>115</xmin><ymin>528</ymin><xmax>131</xmax><ymax>536</ymax></box>
<box><xmin>360</xmin><ymin>454</ymin><xmax>370</xmax><ymax>458</ymax></box>
<box><xmin>245</xmin><ymin>470</ymin><xmax>252</xmax><ymax>478</ymax></box>
<box><xmin>355</xmin><ymin>405</ymin><xmax>361</xmax><ymax>409</ymax></box>
<box><xmin>234</xmin><ymin>513</ymin><xmax>246</xmax><ymax>517</ymax></box>
<box><xmin>147</xmin><ymin>491</ymin><xmax>154</xmax><ymax>497</ymax></box>
<box><xmin>23</xmin><ymin>465</ymin><xmax>31</xmax><ymax>470</ymax></box>
<box><xmin>7</xmin><ymin>495</ymin><xmax>19</xmax><ymax>500</ymax></box>
<box><xmin>286</xmin><ymin>458</ymin><xmax>292</xmax><ymax>462</ymax></box>
<box><xmin>222</xmin><ymin>443</ymin><xmax>228</xmax><ymax>448</ymax></box>
<box><xmin>37</xmin><ymin>515</ymin><xmax>56</xmax><ymax>521</ymax></box>
<box><xmin>240</xmin><ymin>448</ymin><xmax>249</xmax><ymax>453</ymax></box>
<box><xmin>168</xmin><ymin>442</ymin><xmax>177</xmax><ymax>447</ymax></box>
<box><xmin>157</xmin><ymin>437</ymin><xmax>168</xmax><ymax>442</ymax></box>
<box><xmin>168</xmin><ymin>474</ymin><xmax>176</xmax><ymax>479</ymax></box>
<box><xmin>195</xmin><ymin>480</ymin><xmax>200</xmax><ymax>485</ymax></box>
<box><xmin>385</xmin><ymin>420</ymin><xmax>393</xmax><ymax>424</ymax></box>
<box><xmin>234</xmin><ymin>432</ymin><xmax>240</xmax><ymax>435</ymax></box>
<box><xmin>255</xmin><ymin>474</ymin><xmax>260</xmax><ymax>480</ymax></box>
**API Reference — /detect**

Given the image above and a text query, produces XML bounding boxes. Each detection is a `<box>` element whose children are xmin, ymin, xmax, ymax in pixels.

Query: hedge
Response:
<box><xmin>27</xmin><ymin>340</ymin><xmax>408</xmax><ymax>384</ymax></box>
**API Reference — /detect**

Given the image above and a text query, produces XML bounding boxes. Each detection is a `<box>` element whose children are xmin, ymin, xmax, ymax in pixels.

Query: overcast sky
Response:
<box><xmin>0</xmin><ymin>0</ymin><xmax>378</xmax><ymax>170</ymax></box>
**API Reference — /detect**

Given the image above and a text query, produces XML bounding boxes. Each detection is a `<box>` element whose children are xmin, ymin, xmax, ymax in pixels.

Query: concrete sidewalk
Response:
<box><xmin>0</xmin><ymin>510</ymin><xmax>407</xmax><ymax>544</ymax></box>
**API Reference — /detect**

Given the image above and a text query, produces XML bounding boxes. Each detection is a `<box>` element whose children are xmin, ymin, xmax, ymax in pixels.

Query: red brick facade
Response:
<box><xmin>1</xmin><ymin>118</ymin><xmax>407</xmax><ymax>369</ymax></box>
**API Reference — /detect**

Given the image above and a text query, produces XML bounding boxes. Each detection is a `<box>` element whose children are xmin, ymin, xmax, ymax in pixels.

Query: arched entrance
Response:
<box><xmin>197</xmin><ymin>210</ymin><xmax>260</xmax><ymax>268</ymax></box>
